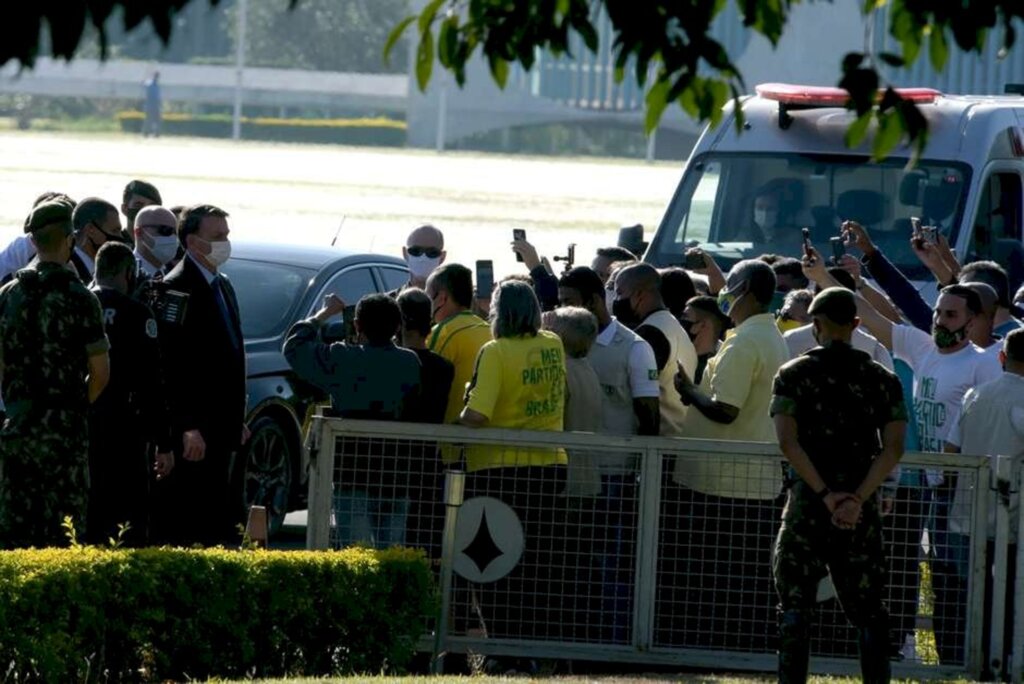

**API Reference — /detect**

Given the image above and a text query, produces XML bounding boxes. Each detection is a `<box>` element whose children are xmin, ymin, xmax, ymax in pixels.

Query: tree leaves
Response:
<box><xmin>384</xmin><ymin>15</ymin><xmax>417</xmax><ymax>65</ymax></box>
<box><xmin>415</xmin><ymin>28</ymin><xmax>434</xmax><ymax>91</ymax></box>
<box><xmin>6</xmin><ymin>0</ymin><xmax>1024</xmax><ymax>165</ymax></box>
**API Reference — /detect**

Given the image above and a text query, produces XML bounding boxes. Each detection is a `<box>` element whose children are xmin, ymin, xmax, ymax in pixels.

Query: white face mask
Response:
<box><xmin>754</xmin><ymin>208</ymin><xmax>778</xmax><ymax>230</ymax></box>
<box><xmin>148</xmin><ymin>234</ymin><xmax>179</xmax><ymax>266</ymax></box>
<box><xmin>406</xmin><ymin>253</ymin><xmax>441</xmax><ymax>280</ymax></box>
<box><xmin>199</xmin><ymin>238</ymin><xmax>232</xmax><ymax>268</ymax></box>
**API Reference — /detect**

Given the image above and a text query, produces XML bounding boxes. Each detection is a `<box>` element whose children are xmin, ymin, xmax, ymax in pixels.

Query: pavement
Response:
<box><xmin>0</xmin><ymin>131</ymin><xmax>682</xmax><ymax>280</ymax></box>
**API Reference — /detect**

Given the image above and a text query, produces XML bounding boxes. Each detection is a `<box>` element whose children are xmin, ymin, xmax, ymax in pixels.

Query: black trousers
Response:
<box><xmin>656</xmin><ymin>484</ymin><xmax>781</xmax><ymax>652</ymax></box>
<box><xmin>152</xmin><ymin>445</ymin><xmax>239</xmax><ymax>547</ymax></box>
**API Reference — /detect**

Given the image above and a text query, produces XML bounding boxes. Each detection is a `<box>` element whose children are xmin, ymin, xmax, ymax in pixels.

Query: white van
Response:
<box><xmin>645</xmin><ymin>83</ymin><xmax>1024</xmax><ymax>298</ymax></box>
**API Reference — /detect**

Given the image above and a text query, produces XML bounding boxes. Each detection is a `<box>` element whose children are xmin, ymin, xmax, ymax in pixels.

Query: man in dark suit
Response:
<box><xmin>70</xmin><ymin>198</ymin><xmax>127</xmax><ymax>283</ymax></box>
<box><xmin>156</xmin><ymin>204</ymin><xmax>247</xmax><ymax>546</ymax></box>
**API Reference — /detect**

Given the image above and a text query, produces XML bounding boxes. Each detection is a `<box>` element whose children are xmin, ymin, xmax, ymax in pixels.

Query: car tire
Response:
<box><xmin>241</xmin><ymin>415</ymin><xmax>294</xmax><ymax>538</ymax></box>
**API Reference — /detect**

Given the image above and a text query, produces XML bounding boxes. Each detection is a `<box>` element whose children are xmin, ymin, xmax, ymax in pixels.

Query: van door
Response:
<box><xmin>966</xmin><ymin>165</ymin><xmax>1024</xmax><ymax>294</ymax></box>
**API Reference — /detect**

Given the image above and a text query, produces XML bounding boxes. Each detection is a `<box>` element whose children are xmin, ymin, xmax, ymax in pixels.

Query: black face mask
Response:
<box><xmin>613</xmin><ymin>297</ymin><xmax>639</xmax><ymax>329</ymax></box>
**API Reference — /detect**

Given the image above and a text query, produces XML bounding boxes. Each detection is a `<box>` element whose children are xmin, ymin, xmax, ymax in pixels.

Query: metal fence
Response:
<box><xmin>306</xmin><ymin>417</ymin><xmax>1020</xmax><ymax>681</ymax></box>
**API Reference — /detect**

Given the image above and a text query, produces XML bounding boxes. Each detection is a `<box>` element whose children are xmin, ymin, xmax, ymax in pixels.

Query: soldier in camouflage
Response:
<box><xmin>0</xmin><ymin>199</ymin><xmax>110</xmax><ymax>548</ymax></box>
<box><xmin>770</xmin><ymin>287</ymin><xmax>907</xmax><ymax>684</ymax></box>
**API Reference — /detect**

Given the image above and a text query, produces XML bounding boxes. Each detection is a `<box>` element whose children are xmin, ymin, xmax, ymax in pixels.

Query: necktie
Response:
<box><xmin>211</xmin><ymin>276</ymin><xmax>241</xmax><ymax>350</ymax></box>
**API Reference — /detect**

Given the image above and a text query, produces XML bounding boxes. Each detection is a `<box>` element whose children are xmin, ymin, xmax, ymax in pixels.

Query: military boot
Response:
<box><xmin>778</xmin><ymin>609</ymin><xmax>811</xmax><ymax>684</ymax></box>
<box><xmin>857</xmin><ymin>619</ymin><xmax>892</xmax><ymax>684</ymax></box>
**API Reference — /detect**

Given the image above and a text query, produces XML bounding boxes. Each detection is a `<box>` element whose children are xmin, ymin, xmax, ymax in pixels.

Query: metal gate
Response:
<box><xmin>306</xmin><ymin>417</ymin><xmax>1019</xmax><ymax>681</ymax></box>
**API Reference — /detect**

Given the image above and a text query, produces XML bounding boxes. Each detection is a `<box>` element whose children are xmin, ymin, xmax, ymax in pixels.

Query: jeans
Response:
<box><xmin>333</xmin><ymin>489</ymin><xmax>409</xmax><ymax>549</ymax></box>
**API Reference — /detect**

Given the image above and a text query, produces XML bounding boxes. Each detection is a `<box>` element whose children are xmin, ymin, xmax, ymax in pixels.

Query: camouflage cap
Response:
<box><xmin>24</xmin><ymin>198</ymin><xmax>74</xmax><ymax>234</ymax></box>
<box><xmin>808</xmin><ymin>286</ymin><xmax>857</xmax><ymax>325</ymax></box>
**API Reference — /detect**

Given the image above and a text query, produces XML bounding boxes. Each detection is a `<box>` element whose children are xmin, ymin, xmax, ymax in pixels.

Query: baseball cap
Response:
<box><xmin>808</xmin><ymin>287</ymin><xmax>857</xmax><ymax>325</ymax></box>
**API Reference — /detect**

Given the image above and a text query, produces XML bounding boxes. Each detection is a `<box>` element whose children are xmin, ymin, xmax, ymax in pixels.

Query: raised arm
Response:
<box><xmin>803</xmin><ymin>247</ymin><xmax>894</xmax><ymax>349</ymax></box>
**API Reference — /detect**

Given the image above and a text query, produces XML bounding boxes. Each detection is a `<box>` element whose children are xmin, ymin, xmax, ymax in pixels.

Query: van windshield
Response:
<box><xmin>649</xmin><ymin>153</ymin><xmax>971</xmax><ymax>281</ymax></box>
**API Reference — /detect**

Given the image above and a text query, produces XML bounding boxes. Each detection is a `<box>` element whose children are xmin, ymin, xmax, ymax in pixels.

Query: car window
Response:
<box><xmin>314</xmin><ymin>267</ymin><xmax>377</xmax><ymax>319</ymax></box>
<box><xmin>220</xmin><ymin>259</ymin><xmax>311</xmax><ymax>339</ymax></box>
<box><xmin>379</xmin><ymin>266</ymin><xmax>409</xmax><ymax>293</ymax></box>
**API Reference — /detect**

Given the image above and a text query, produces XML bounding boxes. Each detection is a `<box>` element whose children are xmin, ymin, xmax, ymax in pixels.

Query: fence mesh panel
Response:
<box><xmin>314</xmin><ymin>420</ymin><xmax>996</xmax><ymax>678</ymax></box>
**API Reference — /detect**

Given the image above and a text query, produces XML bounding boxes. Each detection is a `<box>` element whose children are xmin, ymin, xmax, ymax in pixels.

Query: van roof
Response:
<box><xmin>704</xmin><ymin>88</ymin><xmax>1024</xmax><ymax>162</ymax></box>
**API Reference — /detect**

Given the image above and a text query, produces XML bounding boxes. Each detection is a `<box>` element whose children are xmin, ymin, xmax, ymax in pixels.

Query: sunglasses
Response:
<box><xmin>143</xmin><ymin>225</ymin><xmax>177</xmax><ymax>237</ymax></box>
<box><xmin>407</xmin><ymin>246</ymin><xmax>442</xmax><ymax>259</ymax></box>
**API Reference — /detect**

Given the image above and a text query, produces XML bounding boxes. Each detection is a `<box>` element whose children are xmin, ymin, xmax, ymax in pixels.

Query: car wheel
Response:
<box><xmin>242</xmin><ymin>415</ymin><xmax>294</xmax><ymax>537</ymax></box>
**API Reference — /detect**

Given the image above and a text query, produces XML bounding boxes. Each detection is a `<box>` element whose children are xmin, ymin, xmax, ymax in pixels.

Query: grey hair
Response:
<box><xmin>782</xmin><ymin>288</ymin><xmax>814</xmax><ymax>310</ymax></box>
<box><xmin>543</xmin><ymin>306</ymin><xmax>598</xmax><ymax>358</ymax></box>
<box><xmin>491</xmin><ymin>280</ymin><xmax>542</xmax><ymax>339</ymax></box>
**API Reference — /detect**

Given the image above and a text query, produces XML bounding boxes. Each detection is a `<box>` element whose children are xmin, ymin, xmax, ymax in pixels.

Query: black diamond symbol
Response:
<box><xmin>461</xmin><ymin>509</ymin><xmax>504</xmax><ymax>574</ymax></box>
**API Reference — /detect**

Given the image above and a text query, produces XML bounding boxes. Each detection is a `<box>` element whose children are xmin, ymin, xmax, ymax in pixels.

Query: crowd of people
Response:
<box><xmin>287</xmin><ymin>218</ymin><xmax>1022</xmax><ymax>680</ymax></box>
<box><xmin>0</xmin><ymin>181</ymin><xmax>245</xmax><ymax>548</ymax></box>
<box><xmin>0</xmin><ymin>177</ymin><xmax>1022</xmax><ymax>680</ymax></box>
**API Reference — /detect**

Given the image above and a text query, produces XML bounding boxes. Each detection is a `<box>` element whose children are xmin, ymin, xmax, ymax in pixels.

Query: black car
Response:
<box><xmin>220</xmin><ymin>241</ymin><xmax>409</xmax><ymax>534</ymax></box>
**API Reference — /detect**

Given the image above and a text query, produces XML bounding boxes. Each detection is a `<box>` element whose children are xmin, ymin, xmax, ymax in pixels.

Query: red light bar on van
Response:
<box><xmin>756</xmin><ymin>83</ymin><xmax>942</xmax><ymax>106</ymax></box>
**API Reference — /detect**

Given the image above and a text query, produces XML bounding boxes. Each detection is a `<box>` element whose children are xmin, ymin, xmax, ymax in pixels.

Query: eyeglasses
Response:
<box><xmin>407</xmin><ymin>246</ymin><xmax>442</xmax><ymax>259</ymax></box>
<box><xmin>143</xmin><ymin>225</ymin><xmax>177</xmax><ymax>237</ymax></box>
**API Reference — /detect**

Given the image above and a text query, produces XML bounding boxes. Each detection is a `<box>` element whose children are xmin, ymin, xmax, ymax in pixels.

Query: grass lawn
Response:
<box><xmin>226</xmin><ymin>677</ymin><xmax>975</xmax><ymax>683</ymax></box>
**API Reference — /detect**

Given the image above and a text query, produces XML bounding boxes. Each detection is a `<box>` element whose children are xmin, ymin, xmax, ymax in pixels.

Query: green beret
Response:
<box><xmin>24</xmin><ymin>199</ymin><xmax>74</xmax><ymax>235</ymax></box>
<box><xmin>808</xmin><ymin>286</ymin><xmax>857</xmax><ymax>325</ymax></box>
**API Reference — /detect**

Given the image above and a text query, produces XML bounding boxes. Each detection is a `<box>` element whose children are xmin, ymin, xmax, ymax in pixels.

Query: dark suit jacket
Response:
<box><xmin>157</xmin><ymin>255</ymin><xmax>246</xmax><ymax>454</ymax></box>
<box><xmin>70</xmin><ymin>250</ymin><xmax>92</xmax><ymax>284</ymax></box>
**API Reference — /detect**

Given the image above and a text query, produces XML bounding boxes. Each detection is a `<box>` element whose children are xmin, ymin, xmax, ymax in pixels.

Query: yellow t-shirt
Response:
<box><xmin>463</xmin><ymin>331</ymin><xmax>568</xmax><ymax>472</ymax></box>
<box><xmin>428</xmin><ymin>311</ymin><xmax>493</xmax><ymax>423</ymax></box>
<box><xmin>675</xmin><ymin>313</ymin><xmax>789</xmax><ymax>499</ymax></box>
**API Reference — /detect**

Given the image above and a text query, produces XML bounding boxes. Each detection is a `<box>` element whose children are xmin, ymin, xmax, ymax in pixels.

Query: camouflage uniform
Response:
<box><xmin>770</xmin><ymin>341</ymin><xmax>906</xmax><ymax>684</ymax></box>
<box><xmin>0</xmin><ymin>262</ymin><xmax>109</xmax><ymax>548</ymax></box>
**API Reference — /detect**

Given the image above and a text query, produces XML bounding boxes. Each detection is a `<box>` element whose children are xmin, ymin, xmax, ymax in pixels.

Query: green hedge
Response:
<box><xmin>116</xmin><ymin>111</ymin><xmax>407</xmax><ymax>146</ymax></box>
<box><xmin>0</xmin><ymin>546</ymin><xmax>435</xmax><ymax>681</ymax></box>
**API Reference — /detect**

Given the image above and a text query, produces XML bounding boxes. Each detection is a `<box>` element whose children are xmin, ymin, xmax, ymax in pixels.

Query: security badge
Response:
<box><xmin>145</xmin><ymin>318</ymin><xmax>158</xmax><ymax>339</ymax></box>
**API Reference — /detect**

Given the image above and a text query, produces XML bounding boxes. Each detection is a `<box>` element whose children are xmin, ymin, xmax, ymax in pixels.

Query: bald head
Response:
<box><xmin>134</xmin><ymin>205</ymin><xmax>177</xmax><ymax>230</ymax></box>
<box><xmin>616</xmin><ymin>262</ymin><xmax>661</xmax><ymax>294</ymax></box>
<box><xmin>406</xmin><ymin>224</ymin><xmax>444</xmax><ymax>250</ymax></box>
<box><xmin>403</xmin><ymin>224</ymin><xmax>446</xmax><ymax>286</ymax></box>
<box><xmin>614</xmin><ymin>262</ymin><xmax>665</xmax><ymax>323</ymax></box>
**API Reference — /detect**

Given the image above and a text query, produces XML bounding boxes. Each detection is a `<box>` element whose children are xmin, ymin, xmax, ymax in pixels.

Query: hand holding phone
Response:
<box><xmin>513</xmin><ymin>229</ymin><xmax>526</xmax><ymax>262</ymax></box>
<box><xmin>910</xmin><ymin>216</ymin><xmax>925</xmax><ymax>250</ymax></box>
<box><xmin>684</xmin><ymin>251</ymin><xmax>706</xmax><ymax>270</ymax></box>
<box><xmin>830</xmin><ymin>237</ymin><xmax>846</xmax><ymax>264</ymax></box>
<box><xmin>801</xmin><ymin>228</ymin><xmax>813</xmax><ymax>260</ymax></box>
<box><xmin>475</xmin><ymin>260</ymin><xmax>494</xmax><ymax>299</ymax></box>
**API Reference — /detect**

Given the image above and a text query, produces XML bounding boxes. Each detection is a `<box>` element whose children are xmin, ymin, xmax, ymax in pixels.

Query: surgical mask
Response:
<box><xmin>148</xmin><ymin>234</ymin><xmax>179</xmax><ymax>265</ymax></box>
<box><xmin>754</xmin><ymin>208</ymin><xmax>777</xmax><ymax>230</ymax></box>
<box><xmin>197</xmin><ymin>237</ymin><xmax>231</xmax><ymax>268</ymax></box>
<box><xmin>406</xmin><ymin>253</ymin><xmax>441</xmax><ymax>280</ymax></box>
<box><xmin>932</xmin><ymin>323</ymin><xmax>967</xmax><ymax>349</ymax></box>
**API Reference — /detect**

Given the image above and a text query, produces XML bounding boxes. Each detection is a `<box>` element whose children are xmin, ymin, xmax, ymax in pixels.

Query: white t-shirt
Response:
<box><xmin>946</xmin><ymin>373</ymin><xmax>1024</xmax><ymax>540</ymax></box>
<box><xmin>784</xmin><ymin>324</ymin><xmax>894</xmax><ymax>370</ymax></box>
<box><xmin>892</xmin><ymin>324</ymin><xmax>1002</xmax><ymax>455</ymax></box>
